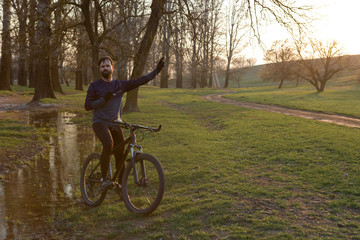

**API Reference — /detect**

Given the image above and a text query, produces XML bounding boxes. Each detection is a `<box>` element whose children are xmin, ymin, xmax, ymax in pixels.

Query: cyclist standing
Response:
<box><xmin>84</xmin><ymin>56</ymin><xmax>165</xmax><ymax>191</ymax></box>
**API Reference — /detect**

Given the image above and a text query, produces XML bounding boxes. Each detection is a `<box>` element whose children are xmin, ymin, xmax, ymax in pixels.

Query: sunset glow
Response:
<box><xmin>247</xmin><ymin>0</ymin><xmax>360</xmax><ymax>64</ymax></box>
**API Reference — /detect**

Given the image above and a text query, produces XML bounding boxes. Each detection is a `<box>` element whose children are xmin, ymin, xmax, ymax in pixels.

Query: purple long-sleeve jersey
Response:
<box><xmin>84</xmin><ymin>69</ymin><xmax>159</xmax><ymax>125</ymax></box>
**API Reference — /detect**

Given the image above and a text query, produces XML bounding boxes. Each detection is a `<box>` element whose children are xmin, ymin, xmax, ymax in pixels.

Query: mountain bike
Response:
<box><xmin>80</xmin><ymin>120</ymin><xmax>165</xmax><ymax>215</ymax></box>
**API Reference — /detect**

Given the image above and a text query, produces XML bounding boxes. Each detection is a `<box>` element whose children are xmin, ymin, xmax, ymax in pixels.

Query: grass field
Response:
<box><xmin>2</xmin><ymin>68</ymin><xmax>360</xmax><ymax>239</ymax></box>
<box><xmin>50</xmin><ymin>86</ymin><xmax>360</xmax><ymax>239</ymax></box>
<box><xmin>225</xmin><ymin>72</ymin><xmax>360</xmax><ymax>118</ymax></box>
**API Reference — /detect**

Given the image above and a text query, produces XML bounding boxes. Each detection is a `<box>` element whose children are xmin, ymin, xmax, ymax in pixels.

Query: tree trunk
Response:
<box><xmin>18</xmin><ymin>55</ymin><xmax>27</xmax><ymax>86</ymax></box>
<box><xmin>28</xmin><ymin>0</ymin><xmax>36</xmax><ymax>88</ymax></box>
<box><xmin>123</xmin><ymin>0</ymin><xmax>166</xmax><ymax>113</ymax></box>
<box><xmin>32</xmin><ymin>0</ymin><xmax>56</xmax><ymax>101</ymax></box>
<box><xmin>117</xmin><ymin>26</ymin><xmax>129</xmax><ymax>81</ymax></box>
<box><xmin>208</xmin><ymin>0</ymin><xmax>219</xmax><ymax>88</ymax></box>
<box><xmin>0</xmin><ymin>0</ymin><xmax>12</xmax><ymax>91</ymax></box>
<box><xmin>224</xmin><ymin>56</ymin><xmax>231</xmax><ymax>88</ymax></box>
<box><xmin>51</xmin><ymin>57</ymin><xmax>64</xmax><ymax>94</ymax></box>
<box><xmin>82</xmin><ymin>65</ymin><xmax>88</xmax><ymax>86</ymax></box>
<box><xmin>81</xmin><ymin>0</ymin><xmax>100</xmax><ymax>81</ymax></box>
<box><xmin>175</xmin><ymin>58</ymin><xmax>183</xmax><ymax>88</ymax></box>
<box><xmin>278</xmin><ymin>79</ymin><xmax>284</xmax><ymax>88</ymax></box>
<box><xmin>75</xmin><ymin>70</ymin><xmax>83</xmax><ymax>91</ymax></box>
<box><xmin>200</xmin><ymin>2</ymin><xmax>209</xmax><ymax>88</ymax></box>
<box><xmin>319</xmin><ymin>80</ymin><xmax>326</xmax><ymax>92</ymax></box>
<box><xmin>51</xmin><ymin>5</ymin><xmax>64</xmax><ymax>94</ymax></box>
<box><xmin>191</xmin><ymin>35</ymin><xmax>197</xmax><ymax>89</ymax></box>
<box><xmin>174</xmin><ymin>12</ymin><xmax>183</xmax><ymax>88</ymax></box>
<box><xmin>75</xmin><ymin>26</ymin><xmax>85</xmax><ymax>91</ymax></box>
<box><xmin>209</xmin><ymin>39</ymin><xmax>214</xmax><ymax>88</ymax></box>
<box><xmin>17</xmin><ymin>0</ymin><xmax>28</xmax><ymax>86</ymax></box>
<box><xmin>160</xmin><ymin>55</ymin><xmax>169</xmax><ymax>88</ymax></box>
<box><xmin>160</xmin><ymin>3</ymin><xmax>171</xmax><ymax>88</ymax></box>
<box><xmin>90</xmin><ymin>43</ymin><xmax>100</xmax><ymax>81</ymax></box>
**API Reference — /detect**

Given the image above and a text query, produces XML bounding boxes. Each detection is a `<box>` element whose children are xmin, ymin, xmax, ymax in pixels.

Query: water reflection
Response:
<box><xmin>0</xmin><ymin>112</ymin><xmax>96</xmax><ymax>239</ymax></box>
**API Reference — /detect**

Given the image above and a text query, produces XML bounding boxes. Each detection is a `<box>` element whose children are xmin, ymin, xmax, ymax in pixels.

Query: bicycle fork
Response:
<box><xmin>130</xmin><ymin>143</ymin><xmax>145</xmax><ymax>186</ymax></box>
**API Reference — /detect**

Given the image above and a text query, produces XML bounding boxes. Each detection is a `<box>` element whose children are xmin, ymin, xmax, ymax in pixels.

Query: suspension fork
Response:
<box><xmin>130</xmin><ymin>140</ymin><xmax>143</xmax><ymax>185</ymax></box>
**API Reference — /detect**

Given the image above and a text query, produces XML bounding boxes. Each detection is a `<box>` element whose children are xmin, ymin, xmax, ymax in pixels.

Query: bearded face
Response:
<box><xmin>101</xmin><ymin>69</ymin><xmax>112</xmax><ymax>79</ymax></box>
<box><xmin>99</xmin><ymin>59</ymin><xmax>114</xmax><ymax>80</ymax></box>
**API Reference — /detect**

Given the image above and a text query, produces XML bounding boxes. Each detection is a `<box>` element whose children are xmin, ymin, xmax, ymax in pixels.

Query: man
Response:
<box><xmin>85</xmin><ymin>56</ymin><xmax>164</xmax><ymax>192</ymax></box>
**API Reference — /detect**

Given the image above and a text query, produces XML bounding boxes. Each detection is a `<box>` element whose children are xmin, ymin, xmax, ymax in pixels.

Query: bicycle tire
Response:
<box><xmin>80</xmin><ymin>153</ymin><xmax>107</xmax><ymax>207</ymax></box>
<box><xmin>122</xmin><ymin>153</ymin><xmax>165</xmax><ymax>215</ymax></box>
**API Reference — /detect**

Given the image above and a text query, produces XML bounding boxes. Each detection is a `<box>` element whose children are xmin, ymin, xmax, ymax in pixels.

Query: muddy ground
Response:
<box><xmin>0</xmin><ymin>95</ymin><xmax>61</xmax><ymax>177</ymax></box>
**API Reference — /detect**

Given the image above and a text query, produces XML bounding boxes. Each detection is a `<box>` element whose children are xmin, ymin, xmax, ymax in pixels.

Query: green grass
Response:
<box><xmin>225</xmin><ymin>73</ymin><xmax>360</xmax><ymax>118</ymax></box>
<box><xmin>0</xmin><ymin>119</ymin><xmax>40</xmax><ymax>148</ymax></box>
<box><xmin>52</xmin><ymin>86</ymin><xmax>360</xmax><ymax>239</ymax></box>
<box><xmin>3</xmin><ymin>75</ymin><xmax>360</xmax><ymax>238</ymax></box>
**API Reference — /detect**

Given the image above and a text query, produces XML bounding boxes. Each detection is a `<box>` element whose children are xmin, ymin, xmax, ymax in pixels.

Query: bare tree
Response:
<box><xmin>245</xmin><ymin>0</ymin><xmax>312</xmax><ymax>41</ymax></box>
<box><xmin>0</xmin><ymin>0</ymin><xmax>12</xmax><ymax>91</ymax></box>
<box><xmin>295</xmin><ymin>39</ymin><xmax>350</xmax><ymax>92</ymax></box>
<box><xmin>78</xmin><ymin>0</ymin><xmax>131</xmax><ymax>80</ymax></box>
<box><xmin>28</xmin><ymin>0</ymin><xmax>36</xmax><ymax>88</ymax></box>
<box><xmin>199</xmin><ymin>0</ymin><xmax>209</xmax><ymax>88</ymax></box>
<box><xmin>32</xmin><ymin>0</ymin><xmax>56</xmax><ymax>101</ymax></box>
<box><xmin>115</xmin><ymin>2</ymin><xmax>133</xmax><ymax>81</ymax></box>
<box><xmin>13</xmin><ymin>0</ymin><xmax>28</xmax><ymax>86</ymax></box>
<box><xmin>230</xmin><ymin>56</ymin><xmax>256</xmax><ymax>87</ymax></box>
<box><xmin>80</xmin><ymin>0</ymin><xmax>106</xmax><ymax>80</ymax></box>
<box><xmin>159</xmin><ymin>1</ymin><xmax>173</xmax><ymax>88</ymax></box>
<box><xmin>259</xmin><ymin>40</ymin><xmax>297</xmax><ymax>88</ymax></box>
<box><xmin>123</xmin><ymin>0</ymin><xmax>167</xmax><ymax>113</ymax></box>
<box><xmin>224</xmin><ymin>0</ymin><xmax>248</xmax><ymax>88</ymax></box>
<box><xmin>171</xmin><ymin>2</ymin><xmax>186</xmax><ymax>88</ymax></box>
<box><xmin>180</xmin><ymin>0</ymin><xmax>202</xmax><ymax>88</ymax></box>
<box><xmin>50</xmin><ymin>4</ymin><xmax>65</xmax><ymax>94</ymax></box>
<box><xmin>75</xmin><ymin>26</ymin><xmax>86</xmax><ymax>91</ymax></box>
<box><xmin>208</xmin><ymin>0</ymin><xmax>223</xmax><ymax>88</ymax></box>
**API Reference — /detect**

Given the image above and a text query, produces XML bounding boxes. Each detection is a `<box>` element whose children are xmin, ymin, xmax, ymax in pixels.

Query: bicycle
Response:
<box><xmin>80</xmin><ymin>120</ymin><xmax>165</xmax><ymax>215</ymax></box>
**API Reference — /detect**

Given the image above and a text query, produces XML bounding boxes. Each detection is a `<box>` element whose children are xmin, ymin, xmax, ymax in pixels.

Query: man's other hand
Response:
<box><xmin>104</xmin><ymin>91</ymin><xmax>113</xmax><ymax>101</ymax></box>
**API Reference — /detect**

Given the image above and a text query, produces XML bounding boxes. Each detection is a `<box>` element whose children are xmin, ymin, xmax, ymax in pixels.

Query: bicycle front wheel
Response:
<box><xmin>80</xmin><ymin>153</ymin><xmax>107</xmax><ymax>207</ymax></box>
<box><xmin>122</xmin><ymin>153</ymin><xmax>165</xmax><ymax>215</ymax></box>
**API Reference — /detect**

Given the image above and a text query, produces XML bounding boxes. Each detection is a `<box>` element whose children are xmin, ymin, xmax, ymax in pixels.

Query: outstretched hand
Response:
<box><xmin>156</xmin><ymin>57</ymin><xmax>165</xmax><ymax>72</ymax></box>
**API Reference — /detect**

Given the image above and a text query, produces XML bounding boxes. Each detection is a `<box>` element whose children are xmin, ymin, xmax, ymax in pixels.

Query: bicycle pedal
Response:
<box><xmin>100</xmin><ymin>181</ymin><xmax>115</xmax><ymax>191</ymax></box>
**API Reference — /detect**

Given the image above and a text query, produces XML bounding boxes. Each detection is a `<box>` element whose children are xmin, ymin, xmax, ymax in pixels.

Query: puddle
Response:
<box><xmin>0</xmin><ymin>112</ymin><xmax>97</xmax><ymax>239</ymax></box>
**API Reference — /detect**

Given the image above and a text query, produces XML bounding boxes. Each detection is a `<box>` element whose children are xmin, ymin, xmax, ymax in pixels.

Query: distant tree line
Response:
<box><xmin>0</xmin><ymin>0</ymin><xmax>312</xmax><ymax>107</ymax></box>
<box><xmin>259</xmin><ymin>38</ymin><xmax>354</xmax><ymax>92</ymax></box>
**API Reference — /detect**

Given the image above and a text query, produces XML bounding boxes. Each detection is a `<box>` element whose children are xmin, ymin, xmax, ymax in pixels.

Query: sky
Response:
<box><xmin>245</xmin><ymin>0</ymin><xmax>360</xmax><ymax>64</ymax></box>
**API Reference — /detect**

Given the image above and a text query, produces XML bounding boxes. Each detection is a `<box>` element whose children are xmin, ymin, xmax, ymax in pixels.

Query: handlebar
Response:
<box><xmin>113</xmin><ymin>120</ymin><xmax>162</xmax><ymax>132</ymax></box>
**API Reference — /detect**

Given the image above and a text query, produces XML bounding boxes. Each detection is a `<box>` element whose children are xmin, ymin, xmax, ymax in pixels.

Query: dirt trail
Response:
<box><xmin>202</xmin><ymin>93</ymin><xmax>360</xmax><ymax>128</ymax></box>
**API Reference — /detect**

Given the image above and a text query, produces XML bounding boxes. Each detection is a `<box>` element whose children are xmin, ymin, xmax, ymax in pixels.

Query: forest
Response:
<box><xmin>0</xmin><ymin>0</ymin><xmax>313</xmax><ymax>103</ymax></box>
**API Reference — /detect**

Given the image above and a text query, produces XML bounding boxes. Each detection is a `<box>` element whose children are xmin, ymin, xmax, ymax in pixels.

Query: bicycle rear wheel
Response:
<box><xmin>122</xmin><ymin>153</ymin><xmax>165</xmax><ymax>215</ymax></box>
<box><xmin>80</xmin><ymin>153</ymin><xmax>107</xmax><ymax>207</ymax></box>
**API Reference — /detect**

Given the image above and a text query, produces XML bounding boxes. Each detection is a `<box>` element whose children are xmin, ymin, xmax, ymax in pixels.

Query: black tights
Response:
<box><xmin>93</xmin><ymin>122</ymin><xmax>125</xmax><ymax>181</ymax></box>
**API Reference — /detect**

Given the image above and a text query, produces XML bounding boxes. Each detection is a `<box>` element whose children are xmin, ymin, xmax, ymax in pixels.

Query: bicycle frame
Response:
<box><xmin>109</xmin><ymin>122</ymin><xmax>161</xmax><ymax>186</ymax></box>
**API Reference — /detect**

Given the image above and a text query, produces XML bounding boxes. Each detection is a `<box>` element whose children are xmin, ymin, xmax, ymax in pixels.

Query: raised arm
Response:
<box><xmin>121</xmin><ymin>57</ymin><xmax>165</xmax><ymax>93</ymax></box>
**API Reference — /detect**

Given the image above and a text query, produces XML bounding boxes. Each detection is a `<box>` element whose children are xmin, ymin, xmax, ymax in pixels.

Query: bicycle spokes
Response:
<box><xmin>123</xmin><ymin>154</ymin><xmax>164</xmax><ymax>214</ymax></box>
<box><xmin>80</xmin><ymin>153</ymin><xmax>106</xmax><ymax>207</ymax></box>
